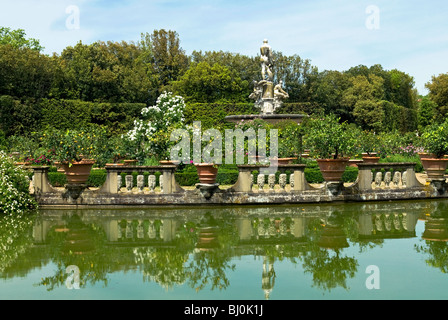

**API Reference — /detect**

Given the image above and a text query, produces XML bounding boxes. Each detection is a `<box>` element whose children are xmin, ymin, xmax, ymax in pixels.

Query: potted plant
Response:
<box><xmin>420</xmin><ymin>120</ymin><xmax>448</xmax><ymax>180</ymax></box>
<box><xmin>47</xmin><ymin>129</ymin><xmax>97</xmax><ymax>185</ymax></box>
<box><xmin>275</xmin><ymin>120</ymin><xmax>302</xmax><ymax>164</ymax></box>
<box><xmin>359</xmin><ymin>130</ymin><xmax>381</xmax><ymax>163</ymax></box>
<box><xmin>304</xmin><ymin>114</ymin><xmax>356</xmax><ymax>182</ymax></box>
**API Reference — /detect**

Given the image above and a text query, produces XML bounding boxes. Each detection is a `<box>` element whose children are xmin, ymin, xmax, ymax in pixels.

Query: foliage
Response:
<box><xmin>275</xmin><ymin>120</ymin><xmax>304</xmax><ymax>158</ymax></box>
<box><xmin>146</xmin><ymin>29</ymin><xmax>189</xmax><ymax>92</ymax></box>
<box><xmin>358</xmin><ymin>130</ymin><xmax>381</xmax><ymax>155</ymax></box>
<box><xmin>418</xmin><ymin>96</ymin><xmax>438</xmax><ymax>128</ymax></box>
<box><xmin>0</xmin><ymin>150</ymin><xmax>37</xmax><ymax>215</ymax></box>
<box><xmin>173</xmin><ymin>61</ymin><xmax>247</xmax><ymax>103</ymax></box>
<box><xmin>42</xmin><ymin>127</ymin><xmax>101</xmax><ymax>164</ymax></box>
<box><xmin>54</xmin><ymin>40</ymin><xmax>156</xmax><ymax>103</ymax></box>
<box><xmin>125</xmin><ymin>92</ymin><xmax>186</xmax><ymax>161</ymax></box>
<box><xmin>420</xmin><ymin>119</ymin><xmax>448</xmax><ymax>158</ymax></box>
<box><xmin>426</xmin><ymin>73</ymin><xmax>448</xmax><ymax>121</ymax></box>
<box><xmin>304</xmin><ymin>114</ymin><xmax>357</xmax><ymax>159</ymax></box>
<box><xmin>0</xmin><ymin>46</ymin><xmax>55</xmax><ymax>100</ymax></box>
<box><xmin>0</xmin><ymin>27</ymin><xmax>43</xmax><ymax>51</ymax></box>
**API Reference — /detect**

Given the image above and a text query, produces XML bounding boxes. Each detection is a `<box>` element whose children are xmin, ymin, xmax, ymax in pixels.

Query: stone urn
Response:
<box><xmin>123</xmin><ymin>159</ymin><xmax>138</xmax><ymax>166</ymax></box>
<box><xmin>316</xmin><ymin>158</ymin><xmax>349</xmax><ymax>182</ymax></box>
<box><xmin>271</xmin><ymin>157</ymin><xmax>298</xmax><ymax>165</ymax></box>
<box><xmin>195</xmin><ymin>163</ymin><xmax>218</xmax><ymax>184</ymax></box>
<box><xmin>61</xmin><ymin>160</ymin><xmax>95</xmax><ymax>185</ymax></box>
<box><xmin>362</xmin><ymin>153</ymin><xmax>380</xmax><ymax>164</ymax></box>
<box><xmin>420</xmin><ymin>158</ymin><xmax>448</xmax><ymax>180</ymax></box>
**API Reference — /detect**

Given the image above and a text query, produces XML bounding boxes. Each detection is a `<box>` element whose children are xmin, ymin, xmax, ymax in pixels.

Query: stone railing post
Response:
<box><xmin>357</xmin><ymin>165</ymin><xmax>373</xmax><ymax>191</ymax></box>
<box><xmin>288</xmin><ymin>165</ymin><xmax>307</xmax><ymax>191</ymax></box>
<box><xmin>32</xmin><ymin>166</ymin><xmax>55</xmax><ymax>194</ymax></box>
<box><xmin>232</xmin><ymin>165</ymin><xmax>256</xmax><ymax>192</ymax></box>
<box><xmin>100</xmin><ymin>169</ymin><xmax>119</xmax><ymax>194</ymax></box>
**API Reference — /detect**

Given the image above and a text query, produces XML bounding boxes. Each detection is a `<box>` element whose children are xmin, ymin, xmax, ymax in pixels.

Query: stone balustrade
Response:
<box><xmin>30</xmin><ymin>161</ymin><xmax>445</xmax><ymax>207</ymax></box>
<box><xmin>230</xmin><ymin>164</ymin><xmax>308</xmax><ymax>193</ymax></box>
<box><xmin>356</xmin><ymin>163</ymin><xmax>420</xmax><ymax>191</ymax></box>
<box><xmin>99</xmin><ymin>165</ymin><xmax>183</xmax><ymax>195</ymax></box>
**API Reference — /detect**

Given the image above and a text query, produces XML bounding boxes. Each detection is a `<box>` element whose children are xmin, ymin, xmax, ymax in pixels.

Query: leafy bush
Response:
<box><xmin>0</xmin><ymin>151</ymin><xmax>37</xmax><ymax>215</ymax></box>
<box><xmin>421</xmin><ymin>119</ymin><xmax>448</xmax><ymax>158</ymax></box>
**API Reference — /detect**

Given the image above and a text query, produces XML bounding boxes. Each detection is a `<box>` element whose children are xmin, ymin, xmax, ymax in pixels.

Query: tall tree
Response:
<box><xmin>273</xmin><ymin>52</ymin><xmax>318</xmax><ymax>103</ymax></box>
<box><xmin>426</xmin><ymin>73</ymin><xmax>448</xmax><ymax>121</ymax></box>
<box><xmin>54</xmin><ymin>40</ymin><xmax>156</xmax><ymax>103</ymax></box>
<box><xmin>341</xmin><ymin>74</ymin><xmax>385</xmax><ymax>130</ymax></box>
<box><xmin>0</xmin><ymin>45</ymin><xmax>55</xmax><ymax>99</ymax></box>
<box><xmin>172</xmin><ymin>61</ymin><xmax>246</xmax><ymax>103</ymax></box>
<box><xmin>0</xmin><ymin>27</ymin><xmax>43</xmax><ymax>51</ymax></box>
<box><xmin>146</xmin><ymin>29</ymin><xmax>189</xmax><ymax>93</ymax></box>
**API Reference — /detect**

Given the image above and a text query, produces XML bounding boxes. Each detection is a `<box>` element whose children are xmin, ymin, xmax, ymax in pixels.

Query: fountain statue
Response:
<box><xmin>226</xmin><ymin>39</ymin><xmax>305</xmax><ymax>125</ymax></box>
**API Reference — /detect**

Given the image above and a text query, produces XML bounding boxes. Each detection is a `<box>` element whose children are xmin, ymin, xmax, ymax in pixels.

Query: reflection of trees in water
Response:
<box><xmin>36</xmin><ymin>214</ymin><xmax>111</xmax><ymax>291</ymax></box>
<box><xmin>0</xmin><ymin>213</ymin><xmax>36</xmax><ymax>277</ymax></box>
<box><xmin>415</xmin><ymin>201</ymin><xmax>448</xmax><ymax>274</ymax></box>
<box><xmin>3</xmin><ymin>200</ymin><xmax>436</xmax><ymax>295</ymax></box>
<box><xmin>298</xmin><ymin>212</ymin><xmax>359</xmax><ymax>292</ymax></box>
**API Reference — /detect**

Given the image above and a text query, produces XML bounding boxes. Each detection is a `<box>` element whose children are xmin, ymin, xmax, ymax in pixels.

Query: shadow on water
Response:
<box><xmin>2</xmin><ymin>199</ymin><xmax>448</xmax><ymax>298</ymax></box>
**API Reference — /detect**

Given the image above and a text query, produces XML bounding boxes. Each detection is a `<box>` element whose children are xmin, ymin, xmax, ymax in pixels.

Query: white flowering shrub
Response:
<box><xmin>0</xmin><ymin>151</ymin><xmax>37</xmax><ymax>215</ymax></box>
<box><xmin>125</xmin><ymin>92</ymin><xmax>186</xmax><ymax>160</ymax></box>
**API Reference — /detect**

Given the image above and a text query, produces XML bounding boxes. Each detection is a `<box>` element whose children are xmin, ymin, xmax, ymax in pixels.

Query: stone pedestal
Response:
<box><xmin>196</xmin><ymin>183</ymin><xmax>220</xmax><ymax>200</ymax></box>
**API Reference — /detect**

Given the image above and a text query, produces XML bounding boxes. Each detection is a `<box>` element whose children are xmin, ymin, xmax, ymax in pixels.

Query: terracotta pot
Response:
<box><xmin>420</xmin><ymin>158</ymin><xmax>448</xmax><ymax>180</ymax></box>
<box><xmin>159</xmin><ymin>160</ymin><xmax>180</xmax><ymax>165</ymax></box>
<box><xmin>362</xmin><ymin>156</ymin><xmax>380</xmax><ymax>164</ymax></box>
<box><xmin>349</xmin><ymin>159</ymin><xmax>363</xmax><ymax>167</ymax></box>
<box><xmin>195</xmin><ymin>163</ymin><xmax>218</xmax><ymax>184</ymax></box>
<box><xmin>123</xmin><ymin>160</ymin><xmax>138</xmax><ymax>166</ymax></box>
<box><xmin>271</xmin><ymin>157</ymin><xmax>298</xmax><ymax>165</ymax></box>
<box><xmin>418</xmin><ymin>152</ymin><xmax>435</xmax><ymax>160</ymax></box>
<box><xmin>316</xmin><ymin>158</ymin><xmax>349</xmax><ymax>182</ymax></box>
<box><xmin>61</xmin><ymin>160</ymin><xmax>95</xmax><ymax>185</ymax></box>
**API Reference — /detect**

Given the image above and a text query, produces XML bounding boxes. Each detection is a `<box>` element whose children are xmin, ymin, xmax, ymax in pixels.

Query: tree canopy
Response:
<box><xmin>0</xmin><ymin>26</ymin><xmax>441</xmax><ymax>135</ymax></box>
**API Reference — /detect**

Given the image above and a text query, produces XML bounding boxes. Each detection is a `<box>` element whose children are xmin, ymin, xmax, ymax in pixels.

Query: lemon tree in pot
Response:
<box><xmin>359</xmin><ymin>130</ymin><xmax>381</xmax><ymax>163</ymax></box>
<box><xmin>304</xmin><ymin>114</ymin><xmax>357</xmax><ymax>183</ymax></box>
<box><xmin>45</xmin><ymin>128</ymin><xmax>98</xmax><ymax>185</ymax></box>
<box><xmin>420</xmin><ymin>120</ymin><xmax>448</xmax><ymax>181</ymax></box>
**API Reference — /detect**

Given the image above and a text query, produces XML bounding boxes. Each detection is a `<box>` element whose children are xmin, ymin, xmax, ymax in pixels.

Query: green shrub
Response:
<box><xmin>0</xmin><ymin>150</ymin><xmax>37</xmax><ymax>215</ymax></box>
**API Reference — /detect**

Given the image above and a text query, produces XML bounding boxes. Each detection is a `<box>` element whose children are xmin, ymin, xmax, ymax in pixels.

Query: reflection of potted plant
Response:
<box><xmin>304</xmin><ymin>115</ymin><xmax>356</xmax><ymax>182</ymax></box>
<box><xmin>420</xmin><ymin>120</ymin><xmax>448</xmax><ymax>180</ymax></box>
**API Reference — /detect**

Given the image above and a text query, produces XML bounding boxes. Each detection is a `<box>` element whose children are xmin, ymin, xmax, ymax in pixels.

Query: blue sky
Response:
<box><xmin>1</xmin><ymin>0</ymin><xmax>447</xmax><ymax>94</ymax></box>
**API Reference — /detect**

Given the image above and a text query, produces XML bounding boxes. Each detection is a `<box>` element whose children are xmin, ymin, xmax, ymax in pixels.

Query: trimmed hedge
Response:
<box><xmin>40</xmin><ymin>99</ymin><xmax>145</xmax><ymax>133</ymax></box>
<box><xmin>0</xmin><ymin>95</ymin><xmax>145</xmax><ymax>136</ymax></box>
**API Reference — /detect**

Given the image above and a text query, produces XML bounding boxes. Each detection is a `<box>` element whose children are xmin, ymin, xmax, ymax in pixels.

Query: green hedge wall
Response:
<box><xmin>184</xmin><ymin>103</ymin><xmax>259</xmax><ymax>129</ymax></box>
<box><xmin>40</xmin><ymin>99</ymin><xmax>145</xmax><ymax>133</ymax></box>
<box><xmin>0</xmin><ymin>95</ymin><xmax>145</xmax><ymax>136</ymax></box>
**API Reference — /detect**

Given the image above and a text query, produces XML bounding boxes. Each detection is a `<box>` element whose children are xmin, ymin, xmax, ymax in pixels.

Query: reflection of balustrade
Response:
<box><xmin>356</xmin><ymin>163</ymin><xmax>419</xmax><ymax>191</ymax></box>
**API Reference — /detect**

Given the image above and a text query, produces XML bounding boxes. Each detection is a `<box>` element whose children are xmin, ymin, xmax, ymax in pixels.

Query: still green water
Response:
<box><xmin>1</xmin><ymin>200</ymin><xmax>448</xmax><ymax>300</ymax></box>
